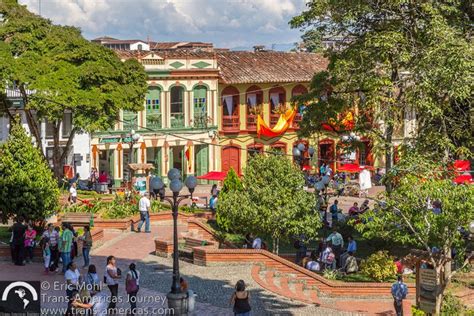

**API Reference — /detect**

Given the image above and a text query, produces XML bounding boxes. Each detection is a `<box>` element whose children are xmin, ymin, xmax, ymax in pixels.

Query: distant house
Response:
<box><xmin>92</xmin><ymin>37</ymin><xmax>150</xmax><ymax>51</ymax></box>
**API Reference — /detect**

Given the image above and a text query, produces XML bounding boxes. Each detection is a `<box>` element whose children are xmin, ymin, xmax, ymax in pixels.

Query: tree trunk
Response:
<box><xmin>272</xmin><ymin>238</ymin><xmax>280</xmax><ymax>254</ymax></box>
<box><xmin>385</xmin><ymin>122</ymin><xmax>394</xmax><ymax>193</ymax></box>
<box><xmin>52</xmin><ymin>121</ymin><xmax>62</xmax><ymax>179</ymax></box>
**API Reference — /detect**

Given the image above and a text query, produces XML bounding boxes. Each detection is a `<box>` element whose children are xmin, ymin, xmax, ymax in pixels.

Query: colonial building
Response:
<box><xmin>1</xmin><ymin>88</ymin><xmax>91</xmax><ymax>178</ymax></box>
<box><xmin>89</xmin><ymin>50</ymin><xmax>219</xmax><ymax>185</ymax></box>
<box><xmin>215</xmin><ymin>51</ymin><xmax>331</xmax><ymax>174</ymax></box>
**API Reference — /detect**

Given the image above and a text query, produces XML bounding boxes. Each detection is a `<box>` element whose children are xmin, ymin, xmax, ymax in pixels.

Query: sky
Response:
<box><xmin>19</xmin><ymin>0</ymin><xmax>308</xmax><ymax>51</ymax></box>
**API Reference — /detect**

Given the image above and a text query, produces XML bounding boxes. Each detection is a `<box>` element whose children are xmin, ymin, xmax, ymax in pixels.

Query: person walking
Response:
<box><xmin>126</xmin><ymin>262</ymin><xmax>140</xmax><ymax>315</ymax></box>
<box><xmin>80</xmin><ymin>225</ymin><xmax>93</xmax><ymax>268</ymax></box>
<box><xmin>329</xmin><ymin>200</ymin><xmax>340</xmax><ymax>226</ymax></box>
<box><xmin>42</xmin><ymin>223</ymin><xmax>60</xmax><ymax>271</ymax></box>
<box><xmin>24</xmin><ymin>224</ymin><xmax>37</xmax><ymax>263</ymax></box>
<box><xmin>230</xmin><ymin>280</ymin><xmax>251</xmax><ymax>316</ymax></box>
<box><xmin>391</xmin><ymin>275</ymin><xmax>408</xmax><ymax>316</ymax></box>
<box><xmin>60</xmin><ymin>223</ymin><xmax>74</xmax><ymax>273</ymax></box>
<box><xmin>105</xmin><ymin>256</ymin><xmax>121</xmax><ymax>314</ymax></box>
<box><xmin>136</xmin><ymin>192</ymin><xmax>151</xmax><ymax>233</ymax></box>
<box><xmin>11</xmin><ymin>217</ymin><xmax>26</xmax><ymax>266</ymax></box>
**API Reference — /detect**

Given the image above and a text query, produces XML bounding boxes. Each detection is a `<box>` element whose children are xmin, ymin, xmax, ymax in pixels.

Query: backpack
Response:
<box><xmin>126</xmin><ymin>270</ymin><xmax>139</xmax><ymax>294</ymax></box>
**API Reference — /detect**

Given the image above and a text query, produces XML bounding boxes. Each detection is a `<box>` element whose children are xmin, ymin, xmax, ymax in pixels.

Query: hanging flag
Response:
<box><xmin>185</xmin><ymin>147</ymin><xmax>191</xmax><ymax>172</ymax></box>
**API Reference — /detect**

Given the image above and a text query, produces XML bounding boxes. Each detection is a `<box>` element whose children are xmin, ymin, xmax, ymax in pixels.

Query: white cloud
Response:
<box><xmin>19</xmin><ymin>0</ymin><xmax>306</xmax><ymax>49</ymax></box>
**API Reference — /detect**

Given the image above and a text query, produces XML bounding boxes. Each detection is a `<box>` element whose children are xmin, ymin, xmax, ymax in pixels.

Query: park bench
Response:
<box><xmin>60</xmin><ymin>212</ymin><xmax>94</xmax><ymax>228</ymax></box>
<box><xmin>178</xmin><ymin>236</ymin><xmax>218</xmax><ymax>262</ymax></box>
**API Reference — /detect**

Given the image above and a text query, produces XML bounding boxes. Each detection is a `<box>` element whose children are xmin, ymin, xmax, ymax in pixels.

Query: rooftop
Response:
<box><xmin>216</xmin><ymin>51</ymin><xmax>327</xmax><ymax>84</ymax></box>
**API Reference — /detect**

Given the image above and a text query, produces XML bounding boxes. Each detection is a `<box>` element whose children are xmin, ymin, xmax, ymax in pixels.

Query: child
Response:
<box><xmin>42</xmin><ymin>237</ymin><xmax>51</xmax><ymax>275</ymax></box>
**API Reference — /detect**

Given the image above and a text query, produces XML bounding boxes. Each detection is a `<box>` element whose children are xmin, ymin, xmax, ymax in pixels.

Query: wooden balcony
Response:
<box><xmin>222</xmin><ymin>115</ymin><xmax>240</xmax><ymax>132</ymax></box>
<box><xmin>246</xmin><ymin>114</ymin><xmax>257</xmax><ymax>130</ymax></box>
<box><xmin>292</xmin><ymin>113</ymin><xmax>302</xmax><ymax>129</ymax></box>
<box><xmin>270</xmin><ymin>113</ymin><xmax>280</xmax><ymax>127</ymax></box>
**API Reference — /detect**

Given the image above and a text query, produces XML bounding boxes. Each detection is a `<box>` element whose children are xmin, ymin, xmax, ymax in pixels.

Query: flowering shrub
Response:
<box><xmin>360</xmin><ymin>251</ymin><xmax>397</xmax><ymax>282</ymax></box>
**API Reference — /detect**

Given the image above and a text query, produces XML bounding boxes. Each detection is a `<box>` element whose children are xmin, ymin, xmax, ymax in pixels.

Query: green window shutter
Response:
<box><xmin>146</xmin><ymin>87</ymin><xmax>161</xmax><ymax>129</ymax></box>
<box><xmin>195</xmin><ymin>145</ymin><xmax>209</xmax><ymax>183</ymax></box>
<box><xmin>193</xmin><ymin>86</ymin><xmax>207</xmax><ymax>128</ymax></box>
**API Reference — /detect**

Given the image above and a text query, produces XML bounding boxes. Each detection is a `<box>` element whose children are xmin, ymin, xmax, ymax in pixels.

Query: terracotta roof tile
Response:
<box><xmin>115</xmin><ymin>50</ymin><xmax>216</xmax><ymax>60</ymax></box>
<box><xmin>216</xmin><ymin>51</ymin><xmax>328</xmax><ymax>84</ymax></box>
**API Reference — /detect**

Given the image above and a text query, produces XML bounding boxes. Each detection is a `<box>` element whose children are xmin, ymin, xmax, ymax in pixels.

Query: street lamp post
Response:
<box><xmin>292</xmin><ymin>142</ymin><xmax>315</xmax><ymax>169</ymax></box>
<box><xmin>127</xmin><ymin>130</ymin><xmax>141</xmax><ymax>182</ymax></box>
<box><xmin>150</xmin><ymin>168</ymin><xmax>197</xmax><ymax>316</ymax></box>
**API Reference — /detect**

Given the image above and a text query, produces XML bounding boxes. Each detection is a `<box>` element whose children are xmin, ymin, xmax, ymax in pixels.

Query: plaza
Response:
<box><xmin>0</xmin><ymin>1</ymin><xmax>473</xmax><ymax>315</ymax></box>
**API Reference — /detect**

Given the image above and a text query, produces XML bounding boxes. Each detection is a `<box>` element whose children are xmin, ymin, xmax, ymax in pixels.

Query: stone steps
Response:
<box><xmin>251</xmin><ymin>264</ymin><xmax>321</xmax><ymax>305</ymax></box>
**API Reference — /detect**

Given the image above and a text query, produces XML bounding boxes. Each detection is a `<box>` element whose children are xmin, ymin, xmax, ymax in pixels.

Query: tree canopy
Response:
<box><xmin>356</xmin><ymin>152</ymin><xmax>474</xmax><ymax>313</ymax></box>
<box><xmin>0</xmin><ymin>0</ymin><xmax>148</xmax><ymax>176</ymax></box>
<box><xmin>217</xmin><ymin>154</ymin><xmax>319</xmax><ymax>253</ymax></box>
<box><xmin>0</xmin><ymin>117</ymin><xmax>59</xmax><ymax>224</ymax></box>
<box><xmin>290</xmin><ymin>0</ymin><xmax>473</xmax><ymax>183</ymax></box>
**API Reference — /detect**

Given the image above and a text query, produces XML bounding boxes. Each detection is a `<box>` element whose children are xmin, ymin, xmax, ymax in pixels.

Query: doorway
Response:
<box><xmin>319</xmin><ymin>140</ymin><xmax>335</xmax><ymax>171</ymax></box>
<box><xmin>169</xmin><ymin>146</ymin><xmax>185</xmax><ymax>179</ymax></box>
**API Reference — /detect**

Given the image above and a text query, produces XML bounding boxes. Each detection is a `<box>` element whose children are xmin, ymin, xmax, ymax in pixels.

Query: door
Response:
<box><xmin>195</xmin><ymin>145</ymin><xmax>209</xmax><ymax>184</ymax></box>
<box><xmin>147</xmin><ymin>147</ymin><xmax>162</xmax><ymax>177</ymax></box>
<box><xmin>221</xmin><ymin>146</ymin><xmax>240</xmax><ymax>174</ymax></box>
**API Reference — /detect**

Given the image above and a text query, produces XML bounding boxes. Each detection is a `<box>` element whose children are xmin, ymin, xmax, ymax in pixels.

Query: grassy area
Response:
<box><xmin>0</xmin><ymin>226</ymin><xmax>11</xmax><ymax>244</ymax></box>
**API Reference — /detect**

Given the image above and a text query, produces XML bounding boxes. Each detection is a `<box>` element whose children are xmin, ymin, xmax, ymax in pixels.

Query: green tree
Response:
<box><xmin>0</xmin><ymin>117</ymin><xmax>59</xmax><ymax>224</ymax></box>
<box><xmin>217</xmin><ymin>154</ymin><xmax>319</xmax><ymax>254</ymax></box>
<box><xmin>216</xmin><ymin>167</ymin><xmax>243</xmax><ymax>231</ymax></box>
<box><xmin>356</xmin><ymin>157</ymin><xmax>474</xmax><ymax>314</ymax></box>
<box><xmin>220</xmin><ymin>167</ymin><xmax>243</xmax><ymax>194</ymax></box>
<box><xmin>0</xmin><ymin>0</ymin><xmax>148</xmax><ymax>177</ymax></box>
<box><xmin>290</xmin><ymin>1</ymin><xmax>473</xmax><ymax>191</ymax></box>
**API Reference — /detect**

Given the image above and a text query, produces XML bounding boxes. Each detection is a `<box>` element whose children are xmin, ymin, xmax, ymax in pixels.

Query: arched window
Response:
<box><xmin>269</xmin><ymin>86</ymin><xmax>286</xmax><ymax>127</ymax></box>
<box><xmin>146</xmin><ymin>86</ymin><xmax>161</xmax><ymax>129</ymax></box>
<box><xmin>170</xmin><ymin>86</ymin><xmax>184</xmax><ymax>128</ymax></box>
<box><xmin>221</xmin><ymin>86</ymin><xmax>240</xmax><ymax>132</ymax></box>
<box><xmin>193</xmin><ymin>85</ymin><xmax>207</xmax><ymax>128</ymax></box>
<box><xmin>137</xmin><ymin>44</ymin><xmax>143</xmax><ymax>51</ymax></box>
<box><xmin>291</xmin><ymin>84</ymin><xmax>308</xmax><ymax>128</ymax></box>
<box><xmin>245</xmin><ymin>85</ymin><xmax>263</xmax><ymax>130</ymax></box>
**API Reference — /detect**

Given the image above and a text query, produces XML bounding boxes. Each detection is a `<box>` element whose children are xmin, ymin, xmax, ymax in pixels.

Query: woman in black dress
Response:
<box><xmin>230</xmin><ymin>280</ymin><xmax>251</xmax><ymax>316</ymax></box>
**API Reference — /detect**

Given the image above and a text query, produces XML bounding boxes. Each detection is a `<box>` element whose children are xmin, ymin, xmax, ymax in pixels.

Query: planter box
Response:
<box><xmin>155</xmin><ymin>239</ymin><xmax>173</xmax><ymax>258</ymax></box>
<box><xmin>93</xmin><ymin>218</ymin><xmax>132</xmax><ymax>230</ymax></box>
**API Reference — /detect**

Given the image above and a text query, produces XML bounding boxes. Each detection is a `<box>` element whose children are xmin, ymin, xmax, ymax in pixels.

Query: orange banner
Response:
<box><xmin>257</xmin><ymin>108</ymin><xmax>296</xmax><ymax>138</ymax></box>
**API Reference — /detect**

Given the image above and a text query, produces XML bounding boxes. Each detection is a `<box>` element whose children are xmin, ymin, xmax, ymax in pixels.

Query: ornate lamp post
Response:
<box><xmin>126</xmin><ymin>129</ymin><xmax>141</xmax><ymax>182</ymax></box>
<box><xmin>292</xmin><ymin>142</ymin><xmax>315</xmax><ymax>169</ymax></box>
<box><xmin>150</xmin><ymin>168</ymin><xmax>197</xmax><ymax>315</ymax></box>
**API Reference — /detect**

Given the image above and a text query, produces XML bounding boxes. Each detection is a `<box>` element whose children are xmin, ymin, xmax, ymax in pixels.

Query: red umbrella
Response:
<box><xmin>454</xmin><ymin>174</ymin><xmax>473</xmax><ymax>184</ymax></box>
<box><xmin>302</xmin><ymin>165</ymin><xmax>312</xmax><ymax>171</ymax></box>
<box><xmin>338</xmin><ymin>163</ymin><xmax>361</xmax><ymax>173</ymax></box>
<box><xmin>197</xmin><ymin>171</ymin><xmax>231</xmax><ymax>181</ymax></box>
<box><xmin>454</xmin><ymin>160</ymin><xmax>470</xmax><ymax>171</ymax></box>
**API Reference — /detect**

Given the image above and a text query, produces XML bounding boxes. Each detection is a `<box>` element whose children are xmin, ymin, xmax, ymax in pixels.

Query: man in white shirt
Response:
<box><xmin>69</xmin><ymin>183</ymin><xmax>77</xmax><ymax>204</ymax></box>
<box><xmin>252</xmin><ymin>237</ymin><xmax>262</xmax><ymax>249</ymax></box>
<box><xmin>136</xmin><ymin>192</ymin><xmax>151</xmax><ymax>233</ymax></box>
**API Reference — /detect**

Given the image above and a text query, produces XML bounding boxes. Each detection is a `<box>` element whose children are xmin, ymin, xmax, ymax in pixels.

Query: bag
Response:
<box><xmin>126</xmin><ymin>271</ymin><xmax>138</xmax><ymax>294</ymax></box>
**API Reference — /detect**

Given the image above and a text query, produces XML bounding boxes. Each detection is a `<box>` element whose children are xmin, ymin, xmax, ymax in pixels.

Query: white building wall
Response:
<box><xmin>72</xmin><ymin>131</ymin><xmax>91</xmax><ymax>179</ymax></box>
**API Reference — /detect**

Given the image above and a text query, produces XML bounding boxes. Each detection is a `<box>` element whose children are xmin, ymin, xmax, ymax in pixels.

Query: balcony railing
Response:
<box><xmin>146</xmin><ymin>113</ymin><xmax>162</xmax><ymax>129</ymax></box>
<box><xmin>222</xmin><ymin>115</ymin><xmax>240</xmax><ymax>132</ymax></box>
<box><xmin>193</xmin><ymin>112</ymin><xmax>208</xmax><ymax>129</ymax></box>
<box><xmin>246</xmin><ymin>114</ymin><xmax>257</xmax><ymax>130</ymax></box>
<box><xmin>292</xmin><ymin>113</ymin><xmax>302</xmax><ymax>128</ymax></box>
<box><xmin>170</xmin><ymin>112</ymin><xmax>185</xmax><ymax>128</ymax></box>
<box><xmin>270</xmin><ymin>113</ymin><xmax>280</xmax><ymax>127</ymax></box>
